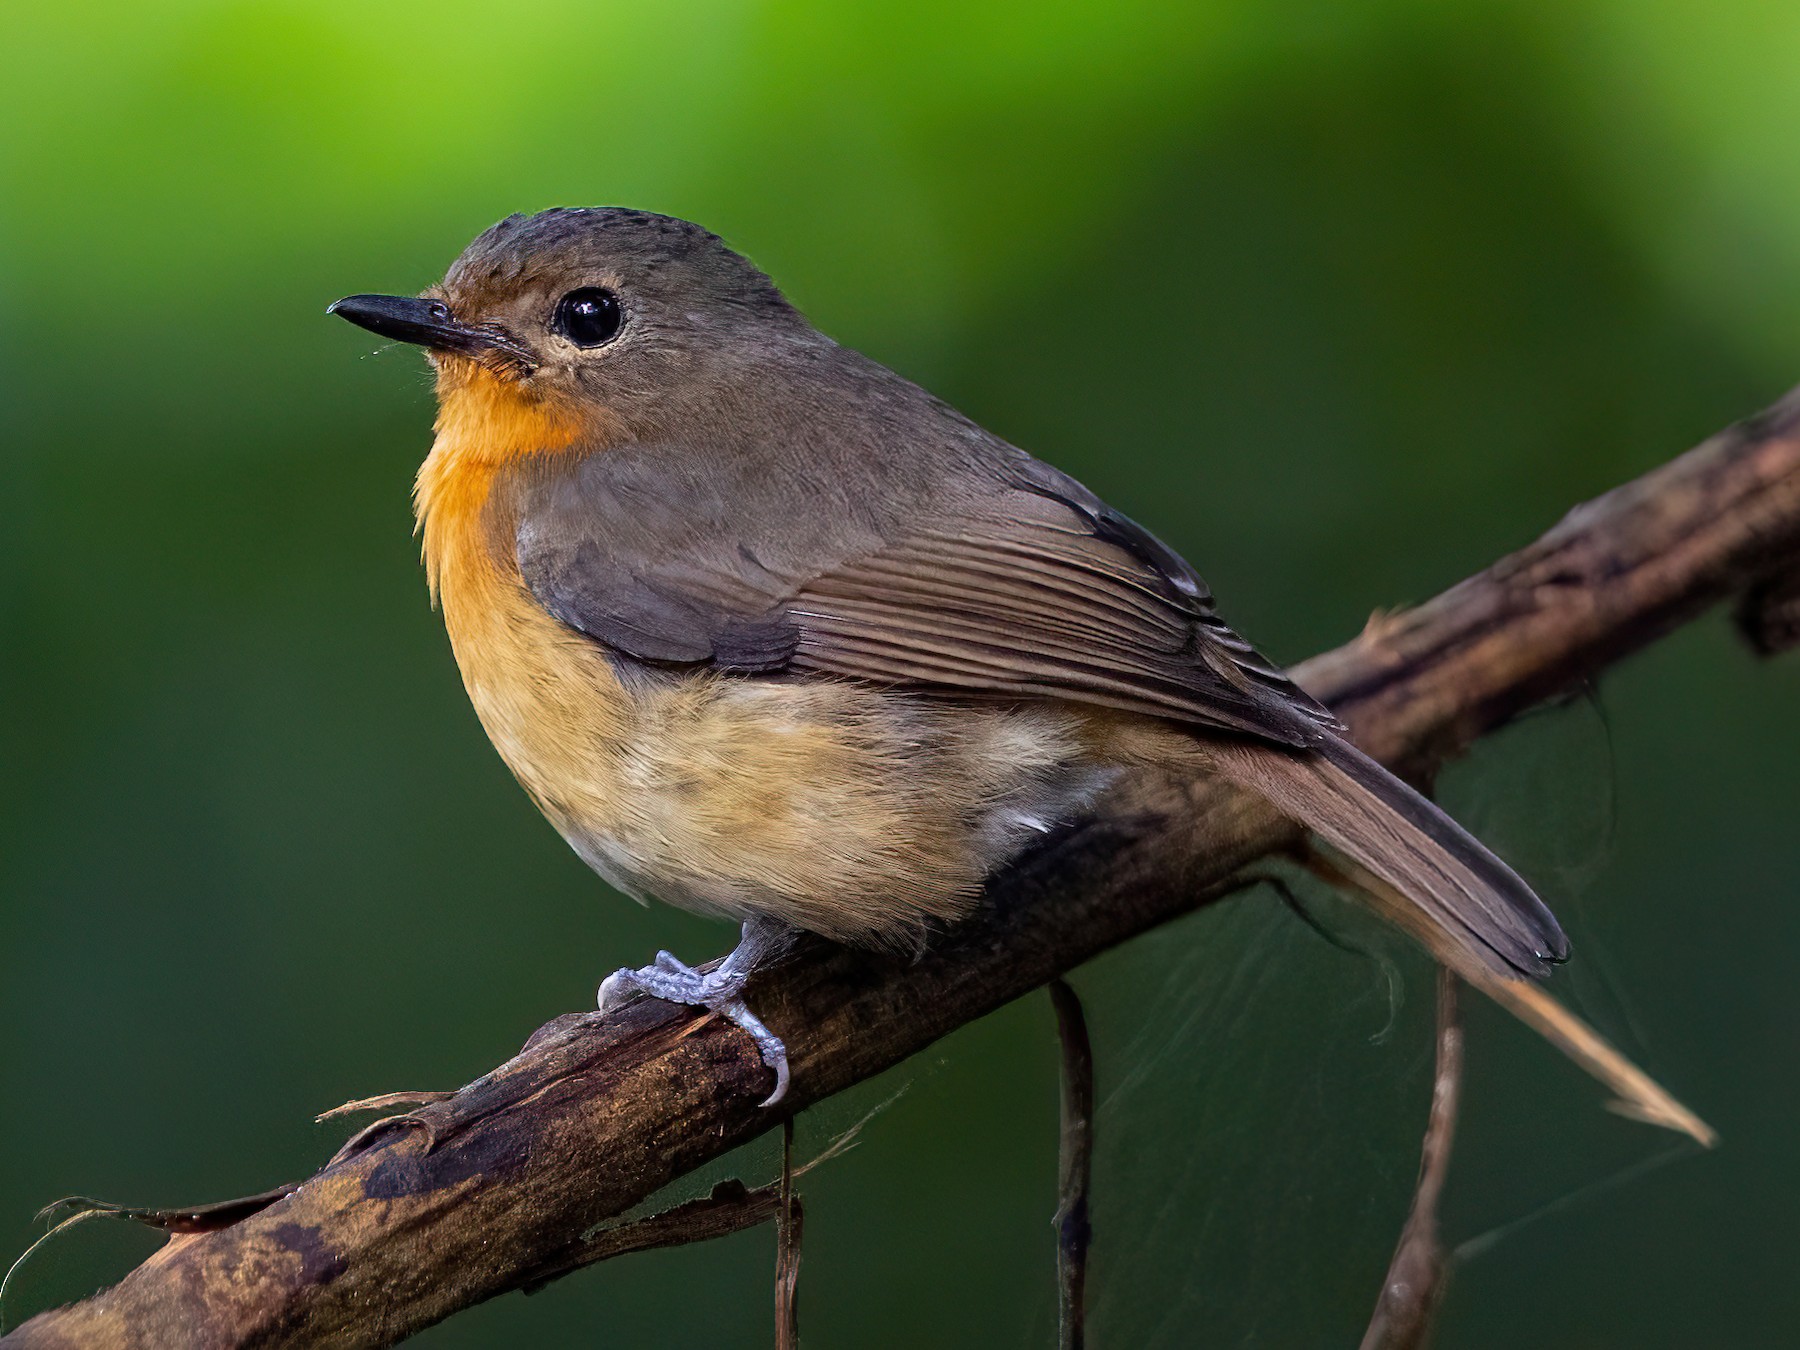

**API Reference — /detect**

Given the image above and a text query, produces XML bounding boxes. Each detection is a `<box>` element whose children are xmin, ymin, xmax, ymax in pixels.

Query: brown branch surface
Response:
<box><xmin>11</xmin><ymin>390</ymin><xmax>1800</xmax><ymax>1349</ymax></box>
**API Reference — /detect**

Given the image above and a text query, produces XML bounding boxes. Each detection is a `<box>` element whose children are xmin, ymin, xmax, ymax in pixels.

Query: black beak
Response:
<box><xmin>327</xmin><ymin>294</ymin><xmax>536</xmax><ymax>371</ymax></box>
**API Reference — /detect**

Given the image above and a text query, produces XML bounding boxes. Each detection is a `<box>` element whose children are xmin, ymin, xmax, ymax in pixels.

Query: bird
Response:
<box><xmin>328</xmin><ymin>207</ymin><xmax>1567</xmax><ymax>1107</ymax></box>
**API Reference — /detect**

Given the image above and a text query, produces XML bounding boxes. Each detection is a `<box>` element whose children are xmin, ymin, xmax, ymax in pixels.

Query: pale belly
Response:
<box><xmin>445</xmin><ymin>562</ymin><xmax>1113</xmax><ymax>947</ymax></box>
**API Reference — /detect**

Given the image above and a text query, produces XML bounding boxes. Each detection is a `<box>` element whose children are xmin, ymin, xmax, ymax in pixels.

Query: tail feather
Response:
<box><xmin>1207</xmin><ymin>732</ymin><xmax>1716</xmax><ymax>1147</ymax></box>
<box><xmin>1208</xmin><ymin>734</ymin><xmax>1569</xmax><ymax>979</ymax></box>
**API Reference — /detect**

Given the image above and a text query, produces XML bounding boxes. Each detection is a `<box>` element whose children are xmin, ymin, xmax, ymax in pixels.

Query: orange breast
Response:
<box><xmin>414</xmin><ymin>368</ymin><xmax>635</xmax><ymax>809</ymax></box>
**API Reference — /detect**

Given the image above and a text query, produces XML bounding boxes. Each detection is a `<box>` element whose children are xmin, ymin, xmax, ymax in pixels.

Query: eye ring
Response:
<box><xmin>553</xmin><ymin>287</ymin><xmax>625</xmax><ymax>348</ymax></box>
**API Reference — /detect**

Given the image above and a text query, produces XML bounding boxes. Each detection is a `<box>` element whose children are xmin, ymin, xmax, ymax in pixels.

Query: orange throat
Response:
<box><xmin>414</xmin><ymin>365</ymin><xmax>584</xmax><ymax>601</ymax></box>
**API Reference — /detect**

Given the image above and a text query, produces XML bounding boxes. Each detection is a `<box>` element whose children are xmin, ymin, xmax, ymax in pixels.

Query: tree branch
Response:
<box><xmin>11</xmin><ymin>389</ymin><xmax>1800</xmax><ymax>1348</ymax></box>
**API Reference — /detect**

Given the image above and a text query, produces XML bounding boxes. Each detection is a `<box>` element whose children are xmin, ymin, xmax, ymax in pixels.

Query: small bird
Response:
<box><xmin>330</xmin><ymin>208</ymin><xmax>1566</xmax><ymax>1106</ymax></box>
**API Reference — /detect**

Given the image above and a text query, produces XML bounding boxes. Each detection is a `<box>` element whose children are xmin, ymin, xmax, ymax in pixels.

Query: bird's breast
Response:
<box><xmin>418</xmin><ymin>443</ymin><xmax>631</xmax><ymax>808</ymax></box>
<box><xmin>414</xmin><ymin>440</ymin><xmax>1114</xmax><ymax>946</ymax></box>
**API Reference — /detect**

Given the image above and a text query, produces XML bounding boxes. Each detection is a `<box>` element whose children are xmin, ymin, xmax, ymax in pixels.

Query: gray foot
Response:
<box><xmin>598</xmin><ymin>920</ymin><xmax>793</xmax><ymax>1107</ymax></box>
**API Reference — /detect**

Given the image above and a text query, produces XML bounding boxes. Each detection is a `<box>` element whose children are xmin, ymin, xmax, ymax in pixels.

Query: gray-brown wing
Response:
<box><xmin>516</xmin><ymin>443</ymin><xmax>1340</xmax><ymax>747</ymax></box>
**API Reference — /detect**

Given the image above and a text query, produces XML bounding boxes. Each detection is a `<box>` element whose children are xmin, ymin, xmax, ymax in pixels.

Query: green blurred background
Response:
<box><xmin>5</xmin><ymin>1</ymin><xmax>1799</xmax><ymax>1344</ymax></box>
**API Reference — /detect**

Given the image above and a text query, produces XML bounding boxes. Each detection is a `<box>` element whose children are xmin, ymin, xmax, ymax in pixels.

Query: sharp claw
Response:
<box><xmin>720</xmin><ymin>997</ymin><xmax>790</xmax><ymax>1107</ymax></box>
<box><xmin>596</xmin><ymin>968</ymin><xmax>637</xmax><ymax>1012</ymax></box>
<box><xmin>597</xmin><ymin>979</ymin><xmax>788</xmax><ymax>1101</ymax></box>
<box><xmin>757</xmin><ymin>1057</ymin><xmax>790</xmax><ymax>1108</ymax></box>
<box><xmin>595</xmin><ymin>946</ymin><xmax>791</xmax><ymax>1106</ymax></box>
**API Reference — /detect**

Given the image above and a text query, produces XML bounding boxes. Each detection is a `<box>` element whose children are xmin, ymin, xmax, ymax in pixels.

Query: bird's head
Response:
<box><xmin>330</xmin><ymin>207</ymin><xmax>812</xmax><ymax>463</ymax></box>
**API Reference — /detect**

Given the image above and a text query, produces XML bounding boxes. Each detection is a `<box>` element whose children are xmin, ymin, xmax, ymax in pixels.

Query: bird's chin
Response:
<box><xmin>431</xmin><ymin>347</ymin><xmax>535</xmax><ymax>387</ymax></box>
<box><xmin>427</xmin><ymin>361</ymin><xmax>590</xmax><ymax>466</ymax></box>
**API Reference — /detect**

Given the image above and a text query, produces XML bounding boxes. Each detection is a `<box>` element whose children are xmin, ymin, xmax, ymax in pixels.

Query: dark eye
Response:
<box><xmin>553</xmin><ymin>287</ymin><xmax>624</xmax><ymax>347</ymax></box>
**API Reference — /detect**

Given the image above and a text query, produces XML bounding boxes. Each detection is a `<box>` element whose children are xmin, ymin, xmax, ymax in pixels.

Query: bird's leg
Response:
<box><xmin>598</xmin><ymin>917</ymin><xmax>797</xmax><ymax>1107</ymax></box>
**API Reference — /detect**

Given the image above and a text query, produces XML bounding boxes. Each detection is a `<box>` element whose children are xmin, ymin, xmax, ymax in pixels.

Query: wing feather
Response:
<box><xmin>516</xmin><ymin>440</ymin><xmax>1339</xmax><ymax>744</ymax></box>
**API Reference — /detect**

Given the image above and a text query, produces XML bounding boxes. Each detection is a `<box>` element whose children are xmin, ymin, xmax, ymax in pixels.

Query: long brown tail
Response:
<box><xmin>1208</xmin><ymin>733</ymin><xmax>1569</xmax><ymax>980</ymax></box>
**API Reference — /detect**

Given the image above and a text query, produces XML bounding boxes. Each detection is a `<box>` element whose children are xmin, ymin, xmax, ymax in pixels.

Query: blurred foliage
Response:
<box><xmin>5</xmin><ymin>2</ymin><xmax>1800</xmax><ymax>1344</ymax></box>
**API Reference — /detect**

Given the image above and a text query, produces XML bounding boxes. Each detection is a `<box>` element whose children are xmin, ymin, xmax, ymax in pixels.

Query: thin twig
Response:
<box><xmin>29</xmin><ymin>1187</ymin><xmax>303</xmax><ymax>1238</ymax></box>
<box><xmin>314</xmin><ymin>1091</ymin><xmax>456</xmax><ymax>1123</ymax></box>
<box><xmin>519</xmin><ymin>1180</ymin><xmax>781</xmax><ymax>1293</ymax></box>
<box><xmin>776</xmin><ymin>1118</ymin><xmax>803</xmax><ymax>1350</ymax></box>
<box><xmin>517</xmin><ymin>1088</ymin><xmax>895</xmax><ymax>1295</ymax></box>
<box><xmin>1360</xmin><ymin>967</ymin><xmax>1463</xmax><ymax>1350</ymax></box>
<box><xmin>1048</xmin><ymin>979</ymin><xmax>1094</xmax><ymax>1350</ymax></box>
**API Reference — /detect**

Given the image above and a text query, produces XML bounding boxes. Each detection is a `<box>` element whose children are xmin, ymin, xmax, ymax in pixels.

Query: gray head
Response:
<box><xmin>329</xmin><ymin>208</ymin><xmax>817</xmax><ymax>434</ymax></box>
